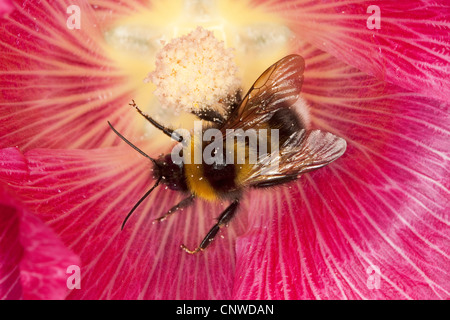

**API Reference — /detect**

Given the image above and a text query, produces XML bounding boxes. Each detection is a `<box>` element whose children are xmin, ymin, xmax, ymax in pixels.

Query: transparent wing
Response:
<box><xmin>220</xmin><ymin>54</ymin><xmax>346</xmax><ymax>187</ymax></box>
<box><xmin>222</xmin><ymin>54</ymin><xmax>305</xmax><ymax>132</ymax></box>
<box><xmin>236</xmin><ymin>129</ymin><xmax>347</xmax><ymax>187</ymax></box>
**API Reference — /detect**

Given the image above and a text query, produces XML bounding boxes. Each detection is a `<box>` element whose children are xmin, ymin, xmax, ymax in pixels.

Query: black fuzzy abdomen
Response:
<box><xmin>268</xmin><ymin>107</ymin><xmax>304</xmax><ymax>145</ymax></box>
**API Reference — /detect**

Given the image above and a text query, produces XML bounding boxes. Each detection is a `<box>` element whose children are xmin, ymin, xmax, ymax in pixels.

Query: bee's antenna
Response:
<box><xmin>121</xmin><ymin>176</ymin><xmax>162</xmax><ymax>230</ymax></box>
<box><xmin>107</xmin><ymin>121</ymin><xmax>159</xmax><ymax>168</ymax></box>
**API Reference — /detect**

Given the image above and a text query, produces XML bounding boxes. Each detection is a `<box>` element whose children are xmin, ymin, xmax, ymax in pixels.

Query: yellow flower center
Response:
<box><xmin>103</xmin><ymin>0</ymin><xmax>293</xmax><ymax>133</ymax></box>
<box><xmin>146</xmin><ymin>26</ymin><xmax>241</xmax><ymax>114</ymax></box>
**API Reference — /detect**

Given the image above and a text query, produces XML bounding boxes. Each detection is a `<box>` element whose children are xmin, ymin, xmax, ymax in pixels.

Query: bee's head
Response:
<box><xmin>153</xmin><ymin>154</ymin><xmax>188</xmax><ymax>192</ymax></box>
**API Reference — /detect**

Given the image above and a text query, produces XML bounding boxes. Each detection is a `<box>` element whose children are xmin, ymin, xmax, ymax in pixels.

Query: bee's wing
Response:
<box><xmin>222</xmin><ymin>54</ymin><xmax>305</xmax><ymax>131</ymax></box>
<box><xmin>222</xmin><ymin>54</ymin><xmax>346</xmax><ymax>187</ymax></box>
<box><xmin>236</xmin><ymin>129</ymin><xmax>347</xmax><ymax>187</ymax></box>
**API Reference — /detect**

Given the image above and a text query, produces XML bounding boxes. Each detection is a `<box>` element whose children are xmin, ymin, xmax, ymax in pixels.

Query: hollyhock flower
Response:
<box><xmin>0</xmin><ymin>0</ymin><xmax>449</xmax><ymax>300</ymax></box>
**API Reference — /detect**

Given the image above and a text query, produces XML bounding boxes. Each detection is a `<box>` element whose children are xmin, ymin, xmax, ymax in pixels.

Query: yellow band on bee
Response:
<box><xmin>184</xmin><ymin>139</ymin><xmax>218</xmax><ymax>201</ymax></box>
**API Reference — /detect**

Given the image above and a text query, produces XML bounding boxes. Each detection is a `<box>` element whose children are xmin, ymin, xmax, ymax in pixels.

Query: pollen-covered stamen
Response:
<box><xmin>145</xmin><ymin>26</ymin><xmax>241</xmax><ymax>114</ymax></box>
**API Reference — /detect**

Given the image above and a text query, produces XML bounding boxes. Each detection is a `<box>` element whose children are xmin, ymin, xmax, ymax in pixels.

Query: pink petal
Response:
<box><xmin>0</xmin><ymin>148</ymin><xmax>80</xmax><ymax>299</ymax></box>
<box><xmin>4</xmin><ymin>146</ymin><xmax>246</xmax><ymax>299</ymax></box>
<box><xmin>0</xmin><ymin>0</ymin><xmax>135</xmax><ymax>151</ymax></box>
<box><xmin>0</xmin><ymin>203</ymin><xmax>23</xmax><ymax>299</ymax></box>
<box><xmin>19</xmin><ymin>208</ymin><xmax>81</xmax><ymax>299</ymax></box>
<box><xmin>254</xmin><ymin>0</ymin><xmax>450</xmax><ymax>101</ymax></box>
<box><xmin>0</xmin><ymin>148</ymin><xmax>28</xmax><ymax>299</ymax></box>
<box><xmin>233</xmin><ymin>46</ymin><xmax>450</xmax><ymax>299</ymax></box>
<box><xmin>0</xmin><ymin>0</ymin><xmax>13</xmax><ymax>15</ymax></box>
<box><xmin>91</xmin><ymin>0</ymin><xmax>148</xmax><ymax>24</ymax></box>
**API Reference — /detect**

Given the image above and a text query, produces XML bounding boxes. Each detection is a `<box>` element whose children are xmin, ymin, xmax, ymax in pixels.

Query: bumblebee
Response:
<box><xmin>108</xmin><ymin>54</ymin><xmax>347</xmax><ymax>254</ymax></box>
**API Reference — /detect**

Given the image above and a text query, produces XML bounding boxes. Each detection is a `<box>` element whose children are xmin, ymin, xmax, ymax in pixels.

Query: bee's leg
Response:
<box><xmin>191</xmin><ymin>108</ymin><xmax>226</xmax><ymax>125</ymax></box>
<box><xmin>191</xmin><ymin>90</ymin><xmax>242</xmax><ymax>125</ymax></box>
<box><xmin>181</xmin><ymin>199</ymin><xmax>240</xmax><ymax>254</ymax></box>
<box><xmin>153</xmin><ymin>194</ymin><xmax>195</xmax><ymax>223</ymax></box>
<box><xmin>252</xmin><ymin>175</ymin><xmax>298</xmax><ymax>189</ymax></box>
<box><xmin>129</xmin><ymin>100</ymin><xmax>183</xmax><ymax>142</ymax></box>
